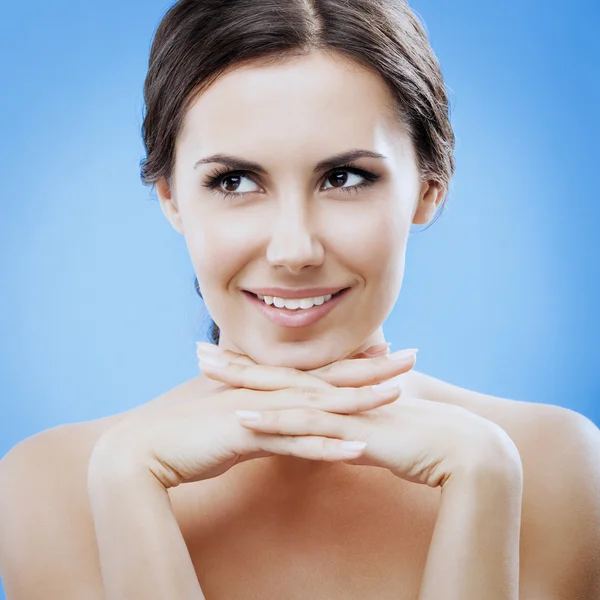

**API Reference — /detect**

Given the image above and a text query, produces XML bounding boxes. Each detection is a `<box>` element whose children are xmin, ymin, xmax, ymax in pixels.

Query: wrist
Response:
<box><xmin>444</xmin><ymin>447</ymin><xmax>524</xmax><ymax>497</ymax></box>
<box><xmin>445</xmin><ymin>427</ymin><xmax>524</xmax><ymax>494</ymax></box>
<box><xmin>88</xmin><ymin>426</ymin><xmax>155</xmax><ymax>488</ymax></box>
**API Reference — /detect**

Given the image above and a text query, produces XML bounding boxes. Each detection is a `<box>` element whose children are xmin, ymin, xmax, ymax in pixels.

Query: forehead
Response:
<box><xmin>177</xmin><ymin>50</ymin><xmax>412</xmax><ymax>162</ymax></box>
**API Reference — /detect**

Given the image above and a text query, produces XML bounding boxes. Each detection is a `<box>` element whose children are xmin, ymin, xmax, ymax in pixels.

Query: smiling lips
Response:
<box><xmin>244</xmin><ymin>286</ymin><xmax>348</xmax><ymax>299</ymax></box>
<box><xmin>243</xmin><ymin>287</ymin><xmax>351</xmax><ymax>327</ymax></box>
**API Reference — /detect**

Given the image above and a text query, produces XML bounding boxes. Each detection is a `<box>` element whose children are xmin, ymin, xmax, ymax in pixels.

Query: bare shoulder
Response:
<box><xmin>409</xmin><ymin>367</ymin><xmax>599</xmax><ymax>455</ymax></box>
<box><xmin>0</xmin><ymin>375</ymin><xmax>210</xmax><ymax>598</ymax></box>
<box><xmin>412</xmin><ymin>368</ymin><xmax>600</xmax><ymax>599</ymax></box>
<box><xmin>0</xmin><ymin>418</ymin><xmax>121</xmax><ymax>599</ymax></box>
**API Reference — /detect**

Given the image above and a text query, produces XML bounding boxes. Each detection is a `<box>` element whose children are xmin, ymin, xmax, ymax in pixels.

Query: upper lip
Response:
<box><xmin>244</xmin><ymin>286</ymin><xmax>350</xmax><ymax>299</ymax></box>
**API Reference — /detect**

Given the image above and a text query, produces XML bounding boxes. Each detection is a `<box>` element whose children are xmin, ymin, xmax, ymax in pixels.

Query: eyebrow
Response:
<box><xmin>193</xmin><ymin>149</ymin><xmax>387</xmax><ymax>174</ymax></box>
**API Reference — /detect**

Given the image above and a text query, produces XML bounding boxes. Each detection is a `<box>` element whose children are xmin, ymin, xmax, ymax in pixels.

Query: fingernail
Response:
<box><xmin>363</xmin><ymin>342</ymin><xmax>392</xmax><ymax>356</ymax></box>
<box><xmin>389</xmin><ymin>348</ymin><xmax>418</xmax><ymax>363</ymax></box>
<box><xmin>372</xmin><ymin>380</ymin><xmax>402</xmax><ymax>396</ymax></box>
<box><xmin>235</xmin><ymin>410</ymin><xmax>261</xmax><ymax>422</ymax></box>
<box><xmin>198</xmin><ymin>353</ymin><xmax>228</xmax><ymax>368</ymax></box>
<box><xmin>339</xmin><ymin>441</ymin><xmax>367</xmax><ymax>454</ymax></box>
<box><xmin>196</xmin><ymin>342</ymin><xmax>224</xmax><ymax>354</ymax></box>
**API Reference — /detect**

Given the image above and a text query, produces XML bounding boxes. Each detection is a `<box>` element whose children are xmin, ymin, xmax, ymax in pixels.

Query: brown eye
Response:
<box><xmin>328</xmin><ymin>172</ymin><xmax>349</xmax><ymax>188</ymax></box>
<box><xmin>222</xmin><ymin>175</ymin><xmax>242</xmax><ymax>192</ymax></box>
<box><xmin>205</xmin><ymin>171</ymin><xmax>261</xmax><ymax>196</ymax></box>
<box><xmin>203</xmin><ymin>164</ymin><xmax>380</xmax><ymax>200</ymax></box>
<box><xmin>322</xmin><ymin>169</ymin><xmax>366</xmax><ymax>191</ymax></box>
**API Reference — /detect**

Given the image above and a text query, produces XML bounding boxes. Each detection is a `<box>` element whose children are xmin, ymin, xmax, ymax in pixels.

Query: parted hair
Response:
<box><xmin>139</xmin><ymin>0</ymin><xmax>456</xmax><ymax>345</ymax></box>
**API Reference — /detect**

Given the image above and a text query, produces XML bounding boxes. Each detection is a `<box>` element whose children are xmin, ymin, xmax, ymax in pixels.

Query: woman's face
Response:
<box><xmin>157</xmin><ymin>50</ymin><xmax>443</xmax><ymax>370</ymax></box>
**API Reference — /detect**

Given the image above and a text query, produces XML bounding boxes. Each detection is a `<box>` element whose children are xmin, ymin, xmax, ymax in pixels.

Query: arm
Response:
<box><xmin>0</xmin><ymin>425</ymin><xmax>106</xmax><ymax>600</ymax></box>
<box><xmin>411</xmin><ymin>371</ymin><xmax>600</xmax><ymax>599</ymax></box>
<box><xmin>417</xmin><ymin>455</ymin><xmax>523</xmax><ymax>600</ymax></box>
<box><xmin>87</xmin><ymin>431</ymin><xmax>205</xmax><ymax>600</ymax></box>
<box><xmin>417</xmin><ymin>405</ymin><xmax>600</xmax><ymax>600</ymax></box>
<box><xmin>518</xmin><ymin>407</ymin><xmax>600</xmax><ymax>600</ymax></box>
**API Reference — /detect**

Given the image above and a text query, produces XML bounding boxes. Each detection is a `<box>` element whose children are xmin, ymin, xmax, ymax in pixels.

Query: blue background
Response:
<box><xmin>1</xmin><ymin>0</ymin><xmax>599</xmax><ymax>594</ymax></box>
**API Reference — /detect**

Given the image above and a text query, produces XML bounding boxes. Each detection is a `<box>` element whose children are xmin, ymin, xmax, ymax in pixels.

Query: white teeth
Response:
<box><xmin>256</xmin><ymin>293</ymin><xmax>335</xmax><ymax>310</ymax></box>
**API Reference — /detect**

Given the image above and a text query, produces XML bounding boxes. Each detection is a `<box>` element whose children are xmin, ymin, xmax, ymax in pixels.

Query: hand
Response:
<box><xmin>197</xmin><ymin>341</ymin><xmax>400</xmax><ymax>387</ymax></box>
<box><xmin>199</xmin><ymin>346</ymin><xmax>522</xmax><ymax>488</ymax></box>
<box><xmin>89</xmin><ymin>344</ymin><xmax>414</xmax><ymax>490</ymax></box>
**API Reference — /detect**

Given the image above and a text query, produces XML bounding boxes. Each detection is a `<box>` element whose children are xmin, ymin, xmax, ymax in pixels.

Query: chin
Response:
<box><xmin>247</xmin><ymin>342</ymin><xmax>343</xmax><ymax>372</ymax></box>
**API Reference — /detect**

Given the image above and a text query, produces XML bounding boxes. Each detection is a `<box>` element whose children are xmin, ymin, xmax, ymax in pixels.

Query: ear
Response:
<box><xmin>156</xmin><ymin>177</ymin><xmax>184</xmax><ymax>235</ymax></box>
<box><xmin>412</xmin><ymin>180</ymin><xmax>445</xmax><ymax>225</ymax></box>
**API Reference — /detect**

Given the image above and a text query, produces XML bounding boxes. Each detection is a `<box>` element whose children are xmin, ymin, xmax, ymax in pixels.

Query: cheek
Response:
<box><xmin>331</xmin><ymin>204</ymin><xmax>408</xmax><ymax>277</ymax></box>
<box><xmin>184</xmin><ymin>216</ymin><xmax>256</xmax><ymax>289</ymax></box>
<box><xmin>184</xmin><ymin>195</ymin><xmax>409</xmax><ymax>296</ymax></box>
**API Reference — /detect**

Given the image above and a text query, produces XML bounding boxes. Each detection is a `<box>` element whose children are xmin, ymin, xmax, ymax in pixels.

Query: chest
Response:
<box><xmin>170</xmin><ymin>464</ymin><xmax>443</xmax><ymax>600</ymax></box>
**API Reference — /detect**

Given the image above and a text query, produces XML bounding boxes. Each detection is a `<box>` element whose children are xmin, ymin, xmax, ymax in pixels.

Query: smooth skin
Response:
<box><xmin>157</xmin><ymin>50</ymin><xmax>441</xmax><ymax>374</ymax></box>
<box><xmin>84</xmin><ymin>344</ymin><xmax>415</xmax><ymax>599</ymax></box>
<box><xmin>0</xmin><ymin>344</ymin><xmax>599</xmax><ymax>599</ymax></box>
<box><xmin>0</xmin><ymin>48</ymin><xmax>599</xmax><ymax>599</ymax></box>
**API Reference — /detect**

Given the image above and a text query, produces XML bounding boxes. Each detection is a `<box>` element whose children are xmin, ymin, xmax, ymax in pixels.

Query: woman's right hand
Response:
<box><xmin>89</xmin><ymin>347</ymin><xmax>414</xmax><ymax>490</ymax></box>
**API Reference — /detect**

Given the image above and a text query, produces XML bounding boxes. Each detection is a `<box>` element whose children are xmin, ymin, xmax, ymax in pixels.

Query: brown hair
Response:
<box><xmin>139</xmin><ymin>0</ymin><xmax>456</xmax><ymax>345</ymax></box>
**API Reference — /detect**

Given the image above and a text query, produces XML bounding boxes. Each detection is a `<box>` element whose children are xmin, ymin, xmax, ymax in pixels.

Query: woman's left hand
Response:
<box><xmin>196</xmin><ymin>343</ymin><xmax>522</xmax><ymax>488</ymax></box>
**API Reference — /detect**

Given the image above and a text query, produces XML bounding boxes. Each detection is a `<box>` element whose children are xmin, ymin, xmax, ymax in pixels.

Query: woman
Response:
<box><xmin>1</xmin><ymin>0</ymin><xmax>598</xmax><ymax>598</ymax></box>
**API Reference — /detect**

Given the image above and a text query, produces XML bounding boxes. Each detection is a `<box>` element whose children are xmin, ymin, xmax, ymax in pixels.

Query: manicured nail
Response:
<box><xmin>339</xmin><ymin>441</ymin><xmax>367</xmax><ymax>454</ymax></box>
<box><xmin>198</xmin><ymin>353</ymin><xmax>228</xmax><ymax>368</ymax></box>
<box><xmin>372</xmin><ymin>380</ymin><xmax>402</xmax><ymax>396</ymax></box>
<box><xmin>235</xmin><ymin>410</ymin><xmax>261</xmax><ymax>422</ymax></box>
<box><xmin>389</xmin><ymin>348</ymin><xmax>418</xmax><ymax>363</ymax></box>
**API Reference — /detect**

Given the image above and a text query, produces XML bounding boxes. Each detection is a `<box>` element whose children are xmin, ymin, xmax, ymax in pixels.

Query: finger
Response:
<box><xmin>196</xmin><ymin>341</ymin><xmax>410</xmax><ymax>404</ymax></box>
<box><xmin>236</xmin><ymin>407</ymin><xmax>352</xmax><ymax>439</ymax></box>
<box><xmin>350</xmin><ymin>342</ymin><xmax>391</xmax><ymax>359</ymax></box>
<box><xmin>197</xmin><ymin>356</ymin><xmax>332</xmax><ymax>390</ymax></box>
<box><xmin>306</xmin><ymin>349</ymin><xmax>418</xmax><ymax>387</ymax></box>
<box><xmin>241</xmin><ymin>430</ymin><xmax>367</xmax><ymax>462</ymax></box>
<box><xmin>203</xmin><ymin>345</ymin><xmax>387</xmax><ymax>365</ymax></box>
<box><xmin>196</xmin><ymin>343</ymin><xmax>256</xmax><ymax>366</ymax></box>
<box><xmin>197</xmin><ymin>342</ymin><xmax>389</xmax><ymax>364</ymax></box>
<box><xmin>263</xmin><ymin>380</ymin><xmax>402</xmax><ymax>413</ymax></box>
<box><xmin>351</xmin><ymin>349</ymin><xmax>387</xmax><ymax>359</ymax></box>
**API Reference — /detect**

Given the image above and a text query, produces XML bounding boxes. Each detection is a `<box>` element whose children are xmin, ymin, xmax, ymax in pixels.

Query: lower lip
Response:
<box><xmin>244</xmin><ymin>288</ymin><xmax>351</xmax><ymax>328</ymax></box>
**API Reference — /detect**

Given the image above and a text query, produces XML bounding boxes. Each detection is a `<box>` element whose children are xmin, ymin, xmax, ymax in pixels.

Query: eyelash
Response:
<box><xmin>201</xmin><ymin>162</ymin><xmax>381</xmax><ymax>201</ymax></box>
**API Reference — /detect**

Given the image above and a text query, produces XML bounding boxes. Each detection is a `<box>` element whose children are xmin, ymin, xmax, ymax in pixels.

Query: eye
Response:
<box><xmin>202</xmin><ymin>163</ymin><xmax>380</xmax><ymax>200</ymax></box>
<box><xmin>322</xmin><ymin>169</ymin><xmax>367</xmax><ymax>192</ymax></box>
<box><xmin>214</xmin><ymin>172</ymin><xmax>260</xmax><ymax>195</ymax></box>
<box><xmin>323</xmin><ymin>165</ymin><xmax>381</xmax><ymax>195</ymax></box>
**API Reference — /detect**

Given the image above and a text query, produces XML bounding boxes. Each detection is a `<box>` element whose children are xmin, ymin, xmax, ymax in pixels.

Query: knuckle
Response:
<box><xmin>296</xmin><ymin>386</ymin><xmax>322</xmax><ymax>404</ymax></box>
<box><xmin>306</xmin><ymin>436</ymin><xmax>327</xmax><ymax>458</ymax></box>
<box><xmin>370</xmin><ymin>360</ymin><xmax>387</xmax><ymax>377</ymax></box>
<box><xmin>360</xmin><ymin>408</ymin><xmax>381</xmax><ymax>422</ymax></box>
<box><xmin>282</xmin><ymin>435</ymin><xmax>300</xmax><ymax>453</ymax></box>
<box><xmin>224</xmin><ymin>360</ymin><xmax>244</xmax><ymax>373</ymax></box>
<box><xmin>307</xmin><ymin>436</ymin><xmax>326</xmax><ymax>456</ymax></box>
<box><xmin>222</xmin><ymin>361</ymin><xmax>249</xmax><ymax>385</ymax></box>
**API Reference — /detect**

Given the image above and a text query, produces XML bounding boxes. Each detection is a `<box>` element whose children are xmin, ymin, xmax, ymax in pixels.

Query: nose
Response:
<box><xmin>265</xmin><ymin>198</ymin><xmax>325</xmax><ymax>274</ymax></box>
